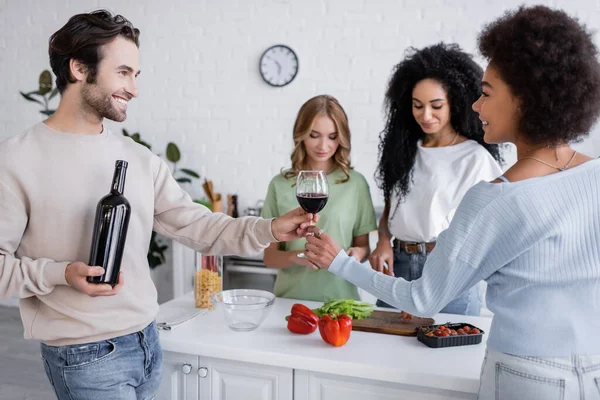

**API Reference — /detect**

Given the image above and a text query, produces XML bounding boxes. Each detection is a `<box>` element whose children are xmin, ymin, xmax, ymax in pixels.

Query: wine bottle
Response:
<box><xmin>231</xmin><ymin>194</ymin><xmax>239</xmax><ymax>218</ymax></box>
<box><xmin>86</xmin><ymin>160</ymin><xmax>131</xmax><ymax>286</ymax></box>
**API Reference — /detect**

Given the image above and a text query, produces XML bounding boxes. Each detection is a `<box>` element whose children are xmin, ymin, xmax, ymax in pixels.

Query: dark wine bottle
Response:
<box><xmin>86</xmin><ymin>160</ymin><xmax>131</xmax><ymax>286</ymax></box>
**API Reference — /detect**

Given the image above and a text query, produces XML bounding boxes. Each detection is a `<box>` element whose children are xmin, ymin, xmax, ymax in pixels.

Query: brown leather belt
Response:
<box><xmin>393</xmin><ymin>239</ymin><xmax>436</xmax><ymax>254</ymax></box>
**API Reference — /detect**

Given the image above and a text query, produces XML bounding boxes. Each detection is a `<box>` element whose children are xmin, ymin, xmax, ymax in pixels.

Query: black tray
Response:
<box><xmin>416</xmin><ymin>322</ymin><xmax>484</xmax><ymax>348</ymax></box>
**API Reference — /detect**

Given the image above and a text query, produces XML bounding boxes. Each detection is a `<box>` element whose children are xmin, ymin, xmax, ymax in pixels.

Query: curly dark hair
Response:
<box><xmin>376</xmin><ymin>43</ymin><xmax>503</xmax><ymax>203</ymax></box>
<box><xmin>49</xmin><ymin>10</ymin><xmax>140</xmax><ymax>94</ymax></box>
<box><xmin>477</xmin><ymin>5</ymin><xmax>600</xmax><ymax>146</ymax></box>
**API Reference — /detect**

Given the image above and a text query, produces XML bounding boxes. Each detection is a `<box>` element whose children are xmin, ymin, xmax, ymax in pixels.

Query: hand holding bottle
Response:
<box><xmin>87</xmin><ymin>160</ymin><xmax>131</xmax><ymax>286</ymax></box>
<box><xmin>66</xmin><ymin>262</ymin><xmax>124</xmax><ymax>296</ymax></box>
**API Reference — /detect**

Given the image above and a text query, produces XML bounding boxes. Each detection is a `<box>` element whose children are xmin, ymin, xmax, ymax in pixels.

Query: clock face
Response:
<box><xmin>259</xmin><ymin>45</ymin><xmax>299</xmax><ymax>87</ymax></box>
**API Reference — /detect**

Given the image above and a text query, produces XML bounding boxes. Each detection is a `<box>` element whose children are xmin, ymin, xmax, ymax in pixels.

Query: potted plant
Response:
<box><xmin>122</xmin><ymin>130</ymin><xmax>202</xmax><ymax>268</ymax></box>
<box><xmin>20</xmin><ymin>70</ymin><xmax>58</xmax><ymax>116</ymax></box>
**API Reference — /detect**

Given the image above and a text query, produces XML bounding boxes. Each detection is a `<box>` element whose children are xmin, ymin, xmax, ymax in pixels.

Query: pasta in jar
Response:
<box><xmin>194</xmin><ymin>255</ymin><xmax>223</xmax><ymax>309</ymax></box>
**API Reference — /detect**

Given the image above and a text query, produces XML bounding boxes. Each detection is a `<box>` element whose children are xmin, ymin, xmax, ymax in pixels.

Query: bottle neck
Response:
<box><xmin>111</xmin><ymin>160</ymin><xmax>128</xmax><ymax>195</ymax></box>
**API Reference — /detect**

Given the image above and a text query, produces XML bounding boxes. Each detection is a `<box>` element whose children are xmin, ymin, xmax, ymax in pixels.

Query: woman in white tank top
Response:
<box><xmin>369</xmin><ymin>43</ymin><xmax>503</xmax><ymax>315</ymax></box>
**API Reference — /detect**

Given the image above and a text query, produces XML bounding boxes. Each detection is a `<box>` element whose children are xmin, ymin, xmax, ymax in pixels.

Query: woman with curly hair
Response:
<box><xmin>303</xmin><ymin>5</ymin><xmax>600</xmax><ymax>398</ymax></box>
<box><xmin>261</xmin><ymin>95</ymin><xmax>377</xmax><ymax>301</ymax></box>
<box><xmin>369</xmin><ymin>43</ymin><xmax>503</xmax><ymax>315</ymax></box>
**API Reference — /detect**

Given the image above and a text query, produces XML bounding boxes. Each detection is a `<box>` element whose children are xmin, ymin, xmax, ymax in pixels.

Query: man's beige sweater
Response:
<box><xmin>0</xmin><ymin>123</ymin><xmax>275</xmax><ymax>346</ymax></box>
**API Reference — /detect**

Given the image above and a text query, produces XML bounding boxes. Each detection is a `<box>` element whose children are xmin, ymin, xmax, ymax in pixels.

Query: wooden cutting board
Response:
<box><xmin>351</xmin><ymin>311</ymin><xmax>434</xmax><ymax>336</ymax></box>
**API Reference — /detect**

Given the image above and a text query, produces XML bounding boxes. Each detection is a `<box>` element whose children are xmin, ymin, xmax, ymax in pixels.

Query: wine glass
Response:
<box><xmin>296</xmin><ymin>170</ymin><xmax>329</xmax><ymax>258</ymax></box>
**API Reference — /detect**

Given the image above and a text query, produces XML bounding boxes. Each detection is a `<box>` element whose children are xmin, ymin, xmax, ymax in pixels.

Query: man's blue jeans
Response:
<box><xmin>41</xmin><ymin>321</ymin><xmax>163</xmax><ymax>400</ymax></box>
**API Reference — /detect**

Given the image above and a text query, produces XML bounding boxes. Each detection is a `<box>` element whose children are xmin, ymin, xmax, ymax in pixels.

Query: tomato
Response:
<box><xmin>470</xmin><ymin>328</ymin><xmax>480</xmax><ymax>334</ymax></box>
<box><xmin>433</xmin><ymin>329</ymin><xmax>443</xmax><ymax>336</ymax></box>
<box><xmin>400</xmin><ymin>311</ymin><xmax>413</xmax><ymax>322</ymax></box>
<box><xmin>439</xmin><ymin>331</ymin><xmax>449</xmax><ymax>337</ymax></box>
<box><xmin>457</xmin><ymin>328</ymin><xmax>466</xmax><ymax>335</ymax></box>
<box><xmin>462</xmin><ymin>326</ymin><xmax>471</xmax><ymax>333</ymax></box>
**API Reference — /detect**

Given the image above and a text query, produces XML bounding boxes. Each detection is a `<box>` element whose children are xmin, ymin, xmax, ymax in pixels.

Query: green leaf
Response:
<box><xmin>48</xmin><ymin>87</ymin><xmax>59</xmax><ymax>100</ymax></box>
<box><xmin>126</xmin><ymin>132</ymin><xmax>152</xmax><ymax>150</ymax></box>
<box><xmin>20</xmin><ymin>91</ymin><xmax>44</xmax><ymax>105</ymax></box>
<box><xmin>176</xmin><ymin>177</ymin><xmax>192</xmax><ymax>184</ymax></box>
<box><xmin>180</xmin><ymin>168</ymin><xmax>200</xmax><ymax>178</ymax></box>
<box><xmin>40</xmin><ymin>110</ymin><xmax>55</xmax><ymax>116</ymax></box>
<box><xmin>147</xmin><ymin>254</ymin><xmax>163</xmax><ymax>268</ymax></box>
<box><xmin>194</xmin><ymin>199</ymin><xmax>212</xmax><ymax>208</ymax></box>
<box><xmin>147</xmin><ymin>231</ymin><xmax>168</xmax><ymax>268</ymax></box>
<box><xmin>38</xmin><ymin>70</ymin><xmax>53</xmax><ymax>95</ymax></box>
<box><xmin>312</xmin><ymin>299</ymin><xmax>375</xmax><ymax>320</ymax></box>
<box><xmin>166</xmin><ymin>142</ymin><xmax>181</xmax><ymax>163</ymax></box>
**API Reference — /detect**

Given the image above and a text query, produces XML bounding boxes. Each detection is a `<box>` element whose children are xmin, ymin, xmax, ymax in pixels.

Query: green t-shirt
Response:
<box><xmin>261</xmin><ymin>168</ymin><xmax>377</xmax><ymax>301</ymax></box>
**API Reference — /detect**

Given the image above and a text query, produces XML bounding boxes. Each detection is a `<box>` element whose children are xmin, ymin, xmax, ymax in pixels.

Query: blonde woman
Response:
<box><xmin>262</xmin><ymin>95</ymin><xmax>377</xmax><ymax>301</ymax></box>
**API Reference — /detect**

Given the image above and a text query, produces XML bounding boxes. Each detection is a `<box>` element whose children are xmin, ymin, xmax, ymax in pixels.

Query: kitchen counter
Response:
<box><xmin>158</xmin><ymin>293</ymin><xmax>492</xmax><ymax>399</ymax></box>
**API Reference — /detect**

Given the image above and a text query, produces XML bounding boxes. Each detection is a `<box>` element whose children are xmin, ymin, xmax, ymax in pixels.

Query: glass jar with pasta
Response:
<box><xmin>194</xmin><ymin>254</ymin><xmax>223</xmax><ymax>310</ymax></box>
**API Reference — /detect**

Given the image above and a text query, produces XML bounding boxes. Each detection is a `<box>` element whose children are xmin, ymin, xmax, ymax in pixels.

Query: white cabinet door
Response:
<box><xmin>294</xmin><ymin>370</ymin><xmax>476</xmax><ymax>400</ymax></box>
<box><xmin>157</xmin><ymin>351</ymin><xmax>198</xmax><ymax>400</ymax></box>
<box><xmin>198</xmin><ymin>356</ymin><xmax>293</xmax><ymax>400</ymax></box>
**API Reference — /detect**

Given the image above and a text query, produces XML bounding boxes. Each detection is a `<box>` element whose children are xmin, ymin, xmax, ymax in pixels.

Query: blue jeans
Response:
<box><xmin>40</xmin><ymin>321</ymin><xmax>163</xmax><ymax>400</ymax></box>
<box><xmin>478</xmin><ymin>348</ymin><xmax>600</xmax><ymax>399</ymax></box>
<box><xmin>376</xmin><ymin>248</ymin><xmax>481</xmax><ymax>316</ymax></box>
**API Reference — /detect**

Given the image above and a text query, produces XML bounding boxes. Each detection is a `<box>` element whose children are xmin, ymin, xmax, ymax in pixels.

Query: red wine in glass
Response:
<box><xmin>296</xmin><ymin>193</ymin><xmax>328</xmax><ymax>214</ymax></box>
<box><xmin>296</xmin><ymin>171</ymin><xmax>329</xmax><ymax>259</ymax></box>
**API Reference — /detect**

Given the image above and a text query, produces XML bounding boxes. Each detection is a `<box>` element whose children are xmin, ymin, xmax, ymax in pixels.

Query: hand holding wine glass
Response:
<box><xmin>296</xmin><ymin>170</ymin><xmax>328</xmax><ymax>258</ymax></box>
<box><xmin>270</xmin><ymin>207</ymin><xmax>318</xmax><ymax>241</ymax></box>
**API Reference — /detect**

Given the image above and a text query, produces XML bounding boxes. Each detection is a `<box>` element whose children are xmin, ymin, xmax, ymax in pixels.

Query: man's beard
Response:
<box><xmin>81</xmin><ymin>83</ymin><xmax>127</xmax><ymax>122</ymax></box>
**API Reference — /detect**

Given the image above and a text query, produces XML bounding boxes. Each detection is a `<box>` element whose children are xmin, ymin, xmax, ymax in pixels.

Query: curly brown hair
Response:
<box><xmin>376</xmin><ymin>43</ymin><xmax>503</xmax><ymax>203</ymax></box>
<box><xmin>477</xmin><ymin>5</ymin><xmax>600</xmax><ymax>145</ymax></box>
<box><xmin>284</xmin><ymin>95</ymin><xmax>352</xmax><ymax>184</ymax></box>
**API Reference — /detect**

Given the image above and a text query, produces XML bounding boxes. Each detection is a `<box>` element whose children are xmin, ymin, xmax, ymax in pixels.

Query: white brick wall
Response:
<box><xmin>2</xmin><ymin>0</ymin><xmax>600</xmax><ymax>211</ymax></box>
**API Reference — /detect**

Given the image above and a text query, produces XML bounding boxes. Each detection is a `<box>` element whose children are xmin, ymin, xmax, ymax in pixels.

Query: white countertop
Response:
<box><xmin>158</xmin><ymin>293</ymin><xmax>492</xmax><ymax>394</ymax></box>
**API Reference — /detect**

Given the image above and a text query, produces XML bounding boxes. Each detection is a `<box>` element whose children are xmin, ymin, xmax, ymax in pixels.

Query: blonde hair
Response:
<box><xmin>283</xmin><ymin>95</ymin><xmax>352</xmax><ymax>183</ymax></box>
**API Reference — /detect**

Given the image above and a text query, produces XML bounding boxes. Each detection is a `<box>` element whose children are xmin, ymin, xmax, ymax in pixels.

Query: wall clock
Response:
<box><xmin>259</xmin><ymin>44</ymin><xmax>299</xmax><ymax>87</ymax></box>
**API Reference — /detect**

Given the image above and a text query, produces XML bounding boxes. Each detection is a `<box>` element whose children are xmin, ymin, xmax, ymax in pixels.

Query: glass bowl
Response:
<box><xmin>211</xmin><ymin>289</ymin><xmax>276</xmax><ymax>332</ymax></box>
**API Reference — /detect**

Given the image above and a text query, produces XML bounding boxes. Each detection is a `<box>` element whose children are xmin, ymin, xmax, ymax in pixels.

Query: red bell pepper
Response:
<box><xmin>318</xmin><ymin>313</ymin><xmax>352</xmax><ymax>347</ymax></box>
<box><xmin>287</xmin><ymin>303</ymin><xmax>319</xmax><ymax>334</ymax></box>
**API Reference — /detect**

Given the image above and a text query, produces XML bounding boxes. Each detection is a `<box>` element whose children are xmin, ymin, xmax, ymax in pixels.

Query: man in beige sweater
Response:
<box><xmin>0</xmin><ymin>10</ymin><xmax>315</xmax><ymax>400</ymax></box>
